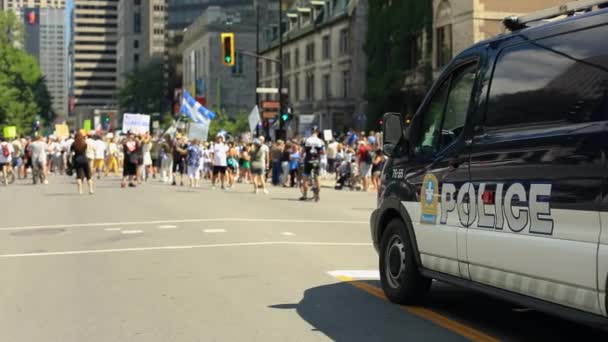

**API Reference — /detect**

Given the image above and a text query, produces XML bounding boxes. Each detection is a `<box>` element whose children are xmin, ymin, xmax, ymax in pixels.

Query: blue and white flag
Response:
<box><xmin>180</xmin><ymin>90</ymin><xmax>216</xmax><ymax>124</ymax></box>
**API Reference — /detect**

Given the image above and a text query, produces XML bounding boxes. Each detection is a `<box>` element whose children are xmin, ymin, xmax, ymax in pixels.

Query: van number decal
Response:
<box><xmin>439</xmin><ymin>182</ymin><xmax>554</xmax><ymax>235</ymax></box>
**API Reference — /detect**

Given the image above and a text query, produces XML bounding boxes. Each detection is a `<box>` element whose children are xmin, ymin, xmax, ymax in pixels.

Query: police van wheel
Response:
<box><xmin>379</xmin><ymin>219</ymin><xmax>431</xmax><ymax>304</ymax></box>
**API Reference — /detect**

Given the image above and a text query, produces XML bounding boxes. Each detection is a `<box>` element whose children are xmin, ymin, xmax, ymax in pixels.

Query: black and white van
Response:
<box><xmin>371</xmin><ymin>0</ymin><xmax>608</xmax><ymax>326</ymax></box>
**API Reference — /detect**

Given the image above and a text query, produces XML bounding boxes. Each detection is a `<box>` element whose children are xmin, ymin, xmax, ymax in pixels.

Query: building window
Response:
<box><xmin>266</xmin><ymin>60</ymin><xmax>272</xmax><ymax>76</ymax></box>
<box><xmin>134</xmin><ymin>13</ymin><xmax>141</xmax><ymax>34</ymax></box>
<box><xmin>134</xmin><ymin>40</ymin><xmax>139</xmax><ymax>49</ymax></box>
<box><xmin>306</xmin><ymin>73</ymin><xmax>314</xmax><ymax>100</ymax></box>
<box><xmin>283</xmin><ymin>52</ymin><xmax>290</xmax><ymax>70</ymax></box>
<box><xmin>322</xmin><ymin>35</ymin><xmax>330</xmax><ymax>59</ymax></box>
<box><xmin>323</xmin><ymin>74</ymin><xmax>331</xmax><ymax>99</ymax></box>
<box><xmin>294</xmin><ymin>73</ymin><xmax>300</xmax><ymax>101</ymax></box>
<box><xmin>294</xmin><ymin>48</ymin><xmax>300</xmax><ymax>67</ymax></box>
<box><xmin>342</xmin><ymin>70</ymin><xmax>349</xmax><ymax>98</ymax></box>
<box><xmin>339</xmin><ymin>29</ymin><xmax>349</xmax><ymax>55</ymax></box>
<box><xmin>134</xmin><ymin>0</ymin><xmax>141</xmax><ymax>5</ymax></box>
<box><xmin>134</xmin><ymin>53</ymin><xmax>139</xmax><ymax>64</ymax></box>
<box><xmin>436</xmin><ymin>24</ymin><xmax>452</xmax><ymax>67</ymax></box>
<box><xmin>306</xmin><ymin>42</ymin><xmax>315</xmax><ymax>64</ymax></box>
<box><xmin>408</xmin><ymin>33</ymin><xmax>422</xmax><ymax>69</ymax></box>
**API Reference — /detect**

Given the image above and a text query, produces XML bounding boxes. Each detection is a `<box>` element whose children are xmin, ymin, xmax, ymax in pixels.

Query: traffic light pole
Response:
<box><xmin>278</xmin><ymin>0</ymin><xmax>284</xmax><ymax>133</ymax></box>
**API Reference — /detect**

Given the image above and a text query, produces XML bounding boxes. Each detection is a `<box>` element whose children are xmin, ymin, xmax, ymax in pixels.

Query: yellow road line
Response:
<box><xmin>335</xmin><ymin>275</ymin><xmax>501</xmax><ymax>342</ymax></box>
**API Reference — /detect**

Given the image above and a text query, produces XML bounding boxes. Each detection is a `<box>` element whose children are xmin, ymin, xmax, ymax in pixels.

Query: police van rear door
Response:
<box><xmin>467</xmin><ymin>23</ymin><xmax>608</xmax><ymax>315</ymax></box>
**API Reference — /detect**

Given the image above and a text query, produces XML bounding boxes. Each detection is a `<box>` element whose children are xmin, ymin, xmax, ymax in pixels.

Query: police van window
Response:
<box><xmin>484</xmin><ymin>25</ymin><xmax>608</xmax><ymax>129</ymax></box>
<box><xmin>414</xmin><ymin>63</ymin><xmax>477</xmax><ymax>157</ymax></box>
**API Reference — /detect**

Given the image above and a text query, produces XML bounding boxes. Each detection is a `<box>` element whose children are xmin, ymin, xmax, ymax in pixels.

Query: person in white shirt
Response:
<box><xmin>93</xmin><ymin>135</ymin><xmax>107</xmax><ymax>179</ymax></box>
<box><xmin>211</xmin><ymin>135</ymin><xmax>229</xmax><ymax>190</ymax></box>
<box><xmin>49</xmin><ymin>137</ymin><xmax>64</xmax><ymax>175</ymax></box>
<box><xmin>0</xmin><ymin>137</ymin><xmax>14</xmax><ymax>186</ymax></box>
<box><xmin>105</xmin><ymin>136</ymin><xmax>119</xmax><ymax>177</ymax></box>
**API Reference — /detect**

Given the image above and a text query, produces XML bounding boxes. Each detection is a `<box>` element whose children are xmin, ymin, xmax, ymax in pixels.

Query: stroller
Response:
<box><xmin>334</xmin><ymin>159</ymin><xmax>356</xmax><ymax>190</ymax></box>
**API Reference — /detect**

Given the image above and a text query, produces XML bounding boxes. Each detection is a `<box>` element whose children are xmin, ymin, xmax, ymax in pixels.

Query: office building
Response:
<box><xmin>167</xmin><ymin>0</ymin><xmax>251</xmax><ymax>31</ymax></box>
<box><xmin>23</xmin><ymin>7</ymin><xmax>68</xmax><ymax>116</ymax></box>
<box><xmin>117</xmin><ymin>0</ymin><xmax>168</xmax><ymax>88</ymax></box>
<box><xmin>180</xmin><ymin>5</ymin><xmax>257</xmax><ymax>116</ymax></box>
<box><xmin>72</xmin><ymin>0</ymin><xmax>119</xmax><ymax>112</ymax></box>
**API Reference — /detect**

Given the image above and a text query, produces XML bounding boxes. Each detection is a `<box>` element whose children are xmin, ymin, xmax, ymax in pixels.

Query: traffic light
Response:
<box><xmin>220</xmin><ymin>32</ymin><xmax>235</xmax><ymax>66</ymax></box>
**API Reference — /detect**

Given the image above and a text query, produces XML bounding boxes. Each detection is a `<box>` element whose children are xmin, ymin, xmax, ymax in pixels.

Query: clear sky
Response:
<box><xmin>66</xmin><ymin>0</ymin><xmax>73</xmax><ymax>40</ymax></box>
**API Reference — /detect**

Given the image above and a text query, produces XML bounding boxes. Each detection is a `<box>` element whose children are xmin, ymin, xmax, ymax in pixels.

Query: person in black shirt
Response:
<box><xmin>71</xmin><ymin>131</ymin><xmax>94</xmax><ymax>194</ymax></box>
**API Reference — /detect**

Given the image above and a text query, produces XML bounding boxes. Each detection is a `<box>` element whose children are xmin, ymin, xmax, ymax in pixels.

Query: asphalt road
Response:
<box><xmin>0</xmin><ymin>175</ymin><xmax>606</xmax><ymax>341</ymax></box>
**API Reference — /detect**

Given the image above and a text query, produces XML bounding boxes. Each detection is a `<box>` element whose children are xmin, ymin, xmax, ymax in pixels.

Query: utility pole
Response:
<box><xmin>255</xmin><ymin>2</ymin><xmax>260</xmax><ymax>137</ymax></box>
<box><xmin>278</xmin><ymin>0</ymin><xmax>284</xmax><ymax>135</ymax></box>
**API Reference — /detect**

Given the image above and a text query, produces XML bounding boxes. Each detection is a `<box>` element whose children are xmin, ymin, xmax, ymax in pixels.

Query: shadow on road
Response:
<box><xmin>270</xmin><ymin>280</ymin><xmax>608</xmax><ymax>342</ymax></box>
<box><xmin>269</xmin><ymin>281</ymin><xmax>465</xmax><ymax>342</ymax></box>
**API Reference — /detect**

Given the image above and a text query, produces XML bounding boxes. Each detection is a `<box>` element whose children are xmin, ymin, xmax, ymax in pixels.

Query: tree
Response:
<box><xmin>0</xmin><ymin>10</ymin><xmax>45</xmax><ymax>135</ymax></box>
<box><xmin>208</xmin><ymin>112</ymin><xmax>249</xmax><ymax>139</ymax></box>
<box><xmin>118</xmin><ymin>61</ymin><xmax>168</xmax><ymax>114</ymax></box>
<box><xmin>34</xmin><ymin>76</ymin><xmax>56</xmax><ymax>123</ymax></box>
<box><xmin>364</xmin><ymin>0</ymin><xmax>433</xmax><ymax>129</ymax></box>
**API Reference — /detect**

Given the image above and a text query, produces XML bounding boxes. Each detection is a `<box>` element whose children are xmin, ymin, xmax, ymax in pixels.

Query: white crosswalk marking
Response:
<box><xmin>203</xmin><ymin>229</ymin><xmax>227</xmax><ymax>233</ymax></box>
<box><xmin>157</xmin><ymin>225</ymin><xmax>178</xmax><ymax>229</ymax></box>
<box><xmin>104</xmin><ymin>228</ymin><xmax>122</xmax><ymax>231</ymax></box>
<box><xmin>121</xmin><ymin>230</ymin><xmax>143</xmax><ymax>235</ymax></box>
<box><xmin>281</xmin><ymin>232</ymin><xmax>295</xmax><ymax>236</ymax></box>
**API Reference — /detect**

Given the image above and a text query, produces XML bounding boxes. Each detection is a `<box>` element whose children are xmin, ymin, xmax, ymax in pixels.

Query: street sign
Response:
<box><xmin>256</xmin><ymin>88</ymin><xmax>288</xmax><ymax>94</ymax></box>
<box><xmin>263</xmin><ymin>111</ymin><xmax>278</xmax><ymax>119</ymax></box>
<box><xmin>261</xmin><ymin>101</ymin><xmax>280</xmax><ymax>111</ymax></box>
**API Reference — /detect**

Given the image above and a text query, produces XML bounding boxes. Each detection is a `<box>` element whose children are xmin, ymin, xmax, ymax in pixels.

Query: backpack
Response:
<box><xmin>1</xmin><ymin>144</ymin><xmax>9</xmax><ymax>158</ymax></box>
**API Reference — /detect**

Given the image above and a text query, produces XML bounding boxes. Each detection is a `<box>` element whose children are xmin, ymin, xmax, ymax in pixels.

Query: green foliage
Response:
<box><xmin>118</xmin><ymin>61</ymin><xmax>168</xmax><ymax>114</ymax></box>
<box><xmin>0</xmin><ymin>10</ymin><xmax>48</xmax><ymax>136</ymax></box>
<box><xmin>208</xmin><ymin>112</ymin><xmax>249</xmax><ymax>139</ymax></box>
<box><xmin>364</xmin><ymin>0</ymin><xmax>433</xmax><ymax>129</ymax></box>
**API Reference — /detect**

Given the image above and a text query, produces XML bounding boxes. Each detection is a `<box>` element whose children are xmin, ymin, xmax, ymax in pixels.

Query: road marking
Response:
<box><xmin>331</xmin><ymin>274</ymin><xmax>500</xmax><ymax>342</ymax></box>
<box><xmin>0</xmin><ymin>218</ymin><xmax>367</xmax><ymax>231</ymax></box>
<box><xmin>104</xmin><ymin>228</ymin><xmax>122</xmax><ymax>232</ymax></box>
<box><xmin>203</xmin><ymin>229</ymin><xmax>226</xmax><ymax>233</ymax></box>
<box><xmin>281</xmin><ymin>232</ymin><xmax>295</xmax><ymax>236</ymax></box>
<box><xmin>157</xmin><ymin>225</ymin><xmax>178</xmax><ymax>230</ymax></box>
<box><xmin>0</xmin><ymin>242</ymin><xmax>372</xmax><ymax>258</ymax></box>
<box><xmin>121</xmin><ymin>230</ymin><xmax>143</xmax><ymax>235</ymax></box>
<box><xmin>327</xmin><ymin>270</ymin><xmax>379</xmax><ymax>280</ymax></box>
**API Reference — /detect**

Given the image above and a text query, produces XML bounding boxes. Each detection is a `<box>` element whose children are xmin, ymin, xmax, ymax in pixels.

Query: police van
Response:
<box><xmin>371</xmin><ymin>0</ymin><xmax>608</xmax><ymax>326</ymax></box>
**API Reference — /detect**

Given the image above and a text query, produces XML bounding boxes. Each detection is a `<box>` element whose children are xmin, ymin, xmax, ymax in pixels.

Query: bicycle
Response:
<box><xmin>0</xmin><ymin>168</ymin><xmax>15</xmax><ymax>185</ymax></box>
<box><xmin>299</xmin><ymin>160</ymin><xmax>320</xmax><ymax>202</ymax></box>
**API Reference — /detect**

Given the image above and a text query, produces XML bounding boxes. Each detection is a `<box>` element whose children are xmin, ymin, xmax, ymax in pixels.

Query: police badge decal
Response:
<box><xmin>420</xmin><ymin>173</ymin><xmax>439</xmax><ymax>225</ymax></box>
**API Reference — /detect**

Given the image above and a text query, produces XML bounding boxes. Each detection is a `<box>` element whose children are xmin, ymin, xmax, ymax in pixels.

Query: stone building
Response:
<box><xmin>179</xmin><ymin>5</ymin><xmax>257</xmax><ymax>116</ymax></box>
<box><xmin>259</xmin><ymin>0</ymin><xmax>368</xmax><ymax>133</ymax></box>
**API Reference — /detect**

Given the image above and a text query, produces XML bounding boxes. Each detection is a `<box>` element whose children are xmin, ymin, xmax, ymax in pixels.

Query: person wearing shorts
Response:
<box><xmin>121</xmin><ymin>133</ymin><xmax>139</xmax><ymax>188</ymax></box>
<box><xmin>211</xmin><ymin>135</ymin><xmax>229</xmax><ymax>189</ymax></box>
<box><xmin>186</xmin><ymin>139</ymin><xmax>202</xmax><ymax>188</ymax></box>
<box><xmin>300</xmin><ymin>130</ymin><xmax>325</xmax><ymax>201</ymax></box>
<box><xmin>172</xmin><ymin>136</ymin><xmax>188</xmax><ymax>186</ymax></box>
<box><xmin>70</xmin><ymin>132</ymin><xmax>94</xmax><ymax>194</ymax></box>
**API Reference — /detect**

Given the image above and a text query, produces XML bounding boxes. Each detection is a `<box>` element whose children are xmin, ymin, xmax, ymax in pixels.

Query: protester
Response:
<box><xmin>280</xmin><ymin>142</ymin><xmax>291</xmax><ymax>187</ymax></box>
<box><xmin>239</xmin><ymin>144</ymin><xmax>251</xmax><ymax>184</ymax></box>
<box><xmin>29</xmin><ymin>135</ymin><xmax>48</xmax><ymax>185</ymax></box>
<box><xmin>172</xmin><ymin>135</ymin><xmax>188</xmax><ymax>186</ymax></box>
<box><xmin>121</xmin><ymin>132</ymin><xmax>139</xmax><ymax>188</ymax></box>
<box><xmin>142</xmin><ymin>133</ymin><xmax>153</xmax><ymax>180</ymax></box>
<box><xmin>92</xmin><ymin>135</ymin><xmax>106</xmax><ymax>179</ymax></box>
<box><xmin>357</xmin><ymin>139</ymin><xmax>373</xmax><ymax>192</ymax></box>
<box><xmin>70</xmin><ymin>131</ymin><xmax>94</xmax><ymax>194</ymax></box>
<box><xmin>105</xmin><ymin>136</ymin><xmax>120</xmax><ymax>177</ymax></box>
<box><xmin>0</xmin><ymin>136</ymin><xmax>13</xmax><ymax>186</ymax></box>
<box><xmin>250</xmin><ymin>139</ymin><xmax>269</xmax><ymax>194</ymax></box>
<box><xmin>211</xmin><ymin>134</ymin><xmax>228</xmax><ymax>190</ymax></box>
<box><xmin>372</xmin><ymin>149</ymin><xmax>385</xmax><ymax>193</ymax></box>
<box><xmin>186</xmin><ymin>138</ymin><xmax>202</xmax><ymax>188</ymax></box>
<box><xmin>10</xmin><ymin>136</ymin><xmax>23</xmax><ymax>179</ymax></box>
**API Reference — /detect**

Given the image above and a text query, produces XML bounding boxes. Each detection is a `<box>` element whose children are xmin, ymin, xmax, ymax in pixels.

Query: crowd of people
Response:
<box><xmin>0</xmin><ymin>128</ymin><xmax>385</xmax><ymax>199</ymax></box>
